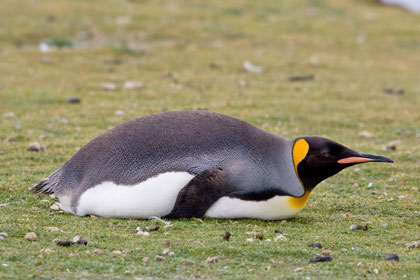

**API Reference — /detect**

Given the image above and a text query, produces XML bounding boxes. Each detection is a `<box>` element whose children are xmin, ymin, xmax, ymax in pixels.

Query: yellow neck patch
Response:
<box><xmin>289</xmin><ymin>138</ymin><xmax>310</xmax><ymax>209</ymax></box>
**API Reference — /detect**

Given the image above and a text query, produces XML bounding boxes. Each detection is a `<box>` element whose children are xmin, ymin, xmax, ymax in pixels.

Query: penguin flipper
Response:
<box><xmin>165</xmin><ymin>168</ymin><xmax>230</xmax><ymax>218</ymax></box>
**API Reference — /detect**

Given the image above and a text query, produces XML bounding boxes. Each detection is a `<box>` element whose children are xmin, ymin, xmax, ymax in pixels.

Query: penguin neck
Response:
<box><xmin>291</xmin><ymin>138</ymin><xmax>310</xmax><ymax>194</ymax></box>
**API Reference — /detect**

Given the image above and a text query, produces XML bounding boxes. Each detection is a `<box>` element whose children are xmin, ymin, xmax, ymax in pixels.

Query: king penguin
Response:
<box><xmin>31</xmin><ymin>110</ymin><xmax>393</xmax><ymax>220</ymax></box>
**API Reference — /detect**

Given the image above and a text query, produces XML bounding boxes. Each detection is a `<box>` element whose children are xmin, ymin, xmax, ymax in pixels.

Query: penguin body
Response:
<box><xmin>32</xmin><ymin>110</ymin><xmax>392</xmax><ymax>220</ymax></box>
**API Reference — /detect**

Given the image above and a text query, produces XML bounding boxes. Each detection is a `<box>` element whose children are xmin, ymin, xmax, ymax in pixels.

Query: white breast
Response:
<box><xmin>73</xmin><ymin>172</ymin><xmax>195</xmax><ymax>218</ymax></box>
<box><xmin>205</xmin><ymin>195</ymin><xmax>303</xmax><ymax>220</ymax></box>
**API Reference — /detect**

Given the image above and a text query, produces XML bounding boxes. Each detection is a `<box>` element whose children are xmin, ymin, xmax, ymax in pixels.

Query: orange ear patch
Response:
<box><xmin>293</xmin><ymin>139</ymin><xmax>310</xmax><ymax>173</ymax></box>
<box><xmin>337</xmin><ymin>157</ymin><xmax>374</xmax><ymax>164</ymax></box>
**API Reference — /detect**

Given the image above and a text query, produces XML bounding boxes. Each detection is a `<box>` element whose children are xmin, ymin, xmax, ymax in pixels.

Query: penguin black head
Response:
<box><xmin>294</xmin><ymin>136</ymin><xmax>393</xmax><ymax>191</ymax></box>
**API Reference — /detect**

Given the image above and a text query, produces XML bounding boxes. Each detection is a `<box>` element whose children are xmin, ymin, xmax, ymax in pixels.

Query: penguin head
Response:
<box><xmin>294</xmin><ymin>136</ymin><xmax>393</xmax><ymax>191</ymax></box>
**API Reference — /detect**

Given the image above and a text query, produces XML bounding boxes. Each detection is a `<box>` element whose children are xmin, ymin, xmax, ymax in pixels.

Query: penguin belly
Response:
<box><xmin>72</xmin><ymin>172</ymin><xmax>195</xmax><ymax>218</ymax></box>
<box><xmin>205</xmin><ymin>195</ymin><xmax>308</xmax><ymax>220</ymax></box>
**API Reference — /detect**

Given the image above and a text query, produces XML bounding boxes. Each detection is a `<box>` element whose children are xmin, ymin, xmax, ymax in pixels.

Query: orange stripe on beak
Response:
<box><xmin>337</xmin><ymin>157</ymin><xmax>375</xmax><ymax>164</ymax></box>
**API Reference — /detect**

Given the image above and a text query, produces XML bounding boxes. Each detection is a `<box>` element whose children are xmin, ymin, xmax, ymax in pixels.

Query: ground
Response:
<box><xmin>0</xmin><ymin>0</ymin><xmax>419</xmax><ymax>279</ymax></box>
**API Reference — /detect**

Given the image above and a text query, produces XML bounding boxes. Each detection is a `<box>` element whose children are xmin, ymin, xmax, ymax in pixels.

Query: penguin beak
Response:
<box><xmin>338</xmin><ymin>153</ymin><xmax>394</xmax><ymax>164</ymax></box>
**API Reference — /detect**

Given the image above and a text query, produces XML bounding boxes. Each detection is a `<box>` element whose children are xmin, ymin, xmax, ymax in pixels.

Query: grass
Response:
<box><xmin>0</xmin><ymin>0</ymin><xmax>419</xmax><ymax>279</ymax></box>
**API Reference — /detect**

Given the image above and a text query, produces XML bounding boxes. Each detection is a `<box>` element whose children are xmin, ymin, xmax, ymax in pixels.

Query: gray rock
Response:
<box><xmin>308</xmin><ymin>243</ymin><xmax>322</xmax><ymax>249</ymax></box>
<box><xmin>67</xmin><ymin>96</ymin><xmax>81</xmax><ymax>103</ymax></box>
<box><xmin>385</xmin><ymin>253</ymin><xmax>399</xmax><ymax>261</ymax></box>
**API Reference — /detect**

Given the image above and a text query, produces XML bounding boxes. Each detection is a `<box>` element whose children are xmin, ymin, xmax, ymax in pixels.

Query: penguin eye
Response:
<box><xmin>320</xmin><ymin>151</ymin><xmax>330</xmax><ymax>158</ymax></box>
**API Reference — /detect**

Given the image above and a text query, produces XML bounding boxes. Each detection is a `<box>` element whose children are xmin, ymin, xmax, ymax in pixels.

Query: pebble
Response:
<box><xmin>0</xmin><ymin>232</ymin><xmax>8</xmax><ymax>239</ymax></box>
<box><xmin>294</xmin><ymin>267</ymin><xmax>304</xmax><ymax>272</ymax></box>
<box><xmin>274</xmin><ymin>234</ymin><xmax>287</xmax><ymax>241</ymax></box>
<box><xmin>123</xmin><ymin>81</ymin><xmax>143</xmax><ymax>90</ymax></box>
<box><xmin>164</xmin><ymin>239</ymin><xmax>171</xmax><ymax>246</ymax></box>
<box><xmin>309</xmin><ymin>256</ymin><xmax>333</xmax><ymax>263</ymax></box>
<box><xmin>24</xmin><ymin>232</ymin><xmax>37</xmax><ymax>241</ymax></box>
<box><xmin>0</xmin><ymin>236</ymin><xmax>4</xmax><ymax>242</ymax></box>
<box><xmin>417</xmin><ymin>256</ymin><xmax>420</xmax><ymax>262</ymax></box>
<box><xmin>206</xmin><ymin>256</ymin><xmax>219</xmax><ymax>263</ymax></box>
<box><xmin>145</xmin><ymin>225</ymin><xmax>160</xmax><ymax>231</ymax></box>
<box><xmin>385</xmin><ymin>253</ymin><xmax>399</xmax><ymax>261</ymax></box>
<box><xmin>137</xmin><ymin>231</ymin><xmax>150</xmax><ymax>236</ymax></box>
<box><xmin>289</xmin><ymin>75</ymin><xmax>314</xmax><ymax>82</ymax></box>
<box><xmin>72</xmin><ymin>236</ymin><xmax>87</xmax><ymax>245</ymax></box>
<box><xmin>93</xmin><ymin>249</ymin><xmax>103</xmax><ymax>255</ymax></box>
<box><xmin>358</xmin><ymin>130</ymin><xmax>375</xmax><ymax>139</ymax></box>
<box><xmin>46</xmin><ymin>226</ymin><xmax>60</xmax><ymax>232</ymax></box>
<box><xmin>155</xmin><ymin>255</ymin><xmax>165</xmax><ymax>261</ymax></box>
<box><xmin>67</xmin><ymin>96</ymin><xmax>81</xmax><ymax>103</ymax></box>
<box><xmin>246</xmin><ymin>238</ymin><xmax>254</xmax><ymax>243</ymax></box>
<box><xmin>350</xmin><ymin>224</ymin><xmax>368</xmax><ymax>231</ymax></box>
<box><xmin>50</xmin><ymin>202</ymin><xmax>62</xmax><ymax>211</ymax></box>
<box><xmin>308</xmin><ymin>243</ymin><xmax>322</xmax><ymax>249</ymax></box>
<box><xmin>3</xmin><ymin>112</ymin><xmax>15</xmax><ymax>118</ymax></box>
<box><xmin>320</xmin><ymin>250</ymin><xmax>331</xmax><ymax>256</ymax></box>
<box><xmin>405</xmin><ymin>241</ymin><xmax>420</xmax><ymax>248</ymax></box>
<box><xmin>114</xmin><ymin>110</ymin><xmax>125</xmax><ymax>116</ymax></box>
<box><xmin>42</xmin><ymin>248</ymin><xmax>54</xmax><ymax>254</ymax></box>
<box><xmin>102</xmin><ymin>82</ymin><xmax>117</xmax><ymax>91</ymax></box>
<box><xmin>27</xmin><ymin>142</ymin><xmax>46</xmax><ymax>152</ymax></box>
<box><xmin>223</xmin><ymin>231</ymin><xmax>231</xmax><ymax>241</ymax></box>
<box><xmin>243</xmin><ymin>60</ymin><xmax>263</xmax><ymax>73</ymax></box>
<box><xmin>113</xmin><ymin>250</ymin><xmax>122</xmax><ymax>255</ymax></box>
<box><xmin>180</xmin><ymin>258</ymin><xmax>194</xmax><ymax>264</ymax></box>
<box><xmin>142</xmin><ymin>257</ymin><xmax>149</xmax><ymax>262</ymax></box>
<box><xmin>383</xmin><ymin>88</ymin><xmax>404</xmax><ymax>95</ymax></box>
<box><xmin>386</xmin><ymin>140</ymin><xmax>401</xmax><ymax>151</ymax></box>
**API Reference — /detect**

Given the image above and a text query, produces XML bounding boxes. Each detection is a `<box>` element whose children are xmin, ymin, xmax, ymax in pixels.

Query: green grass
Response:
<box><xmin>0</xmin><ymin>0</ymin><xmax>419</xmax><ymax>279</ymax></box>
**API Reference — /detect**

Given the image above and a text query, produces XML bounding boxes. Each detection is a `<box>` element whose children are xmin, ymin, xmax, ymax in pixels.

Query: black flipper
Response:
<box><xmin>165</xmin><ymin>168</ymin><xmax>230</xmax><ymax>218</ymax></box>
<box><xmin>31</xmin><ymin>169</ymin><xmax>62</xmax><ymax>195</ymax></box>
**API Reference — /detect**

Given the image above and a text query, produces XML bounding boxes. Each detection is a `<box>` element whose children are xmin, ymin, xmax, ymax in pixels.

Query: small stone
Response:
<box><xmin>373</xmin><ymin>269</ymin><xmax>379</xmax><ymax>274</ymax></box>
<box><xmin>243</xmin><ymin>60</ymin><xmax>263</xmax><ymax>73</ymax></box>
<box><xmin>417</xmin><ymin>256</ymin><xmax>420</xmax><ymax>262</ymax></box>
<box><xmin>142</xmin><ymin>257</ymin><xmax>149</xmax><ymax>262</ymax></box>
<box><xmin>246</xmin><ymin>238</ymin><xmax>254</xmax><ymax>243</ymax></box>
<box><xmin>206</xmin><ymin>256</ymin><xmax>219</xmax><ymax>263</ymax></box>
<box><xmin>155</xmin><ymin>255</ymin><xmax>165</xmax><ymax>261</ymax></box>
<box><xmin>102</xmin><ymin>82</ymin><xmax>117</xmax><ymax>91</ymax></box>
<box><xmin>145</xmin><ymin>225</ymin><xmax>160</xmax><ymax>231</ymax></box>
<box><xmin>113</xmin><ymin>250</ymin><xmax>122</xmax><ymax>255</ymax></box>
<box><xmin>72</xmin><ymin>236</ymin><xmax>87</xmax><ymax>245</ymax></box>
<box><xmin>309</xmin><ymin>256</ymin><xmax>333</xmax><ymax>263</ymax></box>
<box><xmin>180</xmin><ymin>258</ymin><xmax>194</xmax><ymax>264</ymax></box>
<box><xmin>274</xmin><ymin>229</ymin><xmax>282</xmax><ymax>234</ymax></box>
<box><xmin>27</xmin><ymin>142</ymin><xmax>46</xmax><ymax>152</ymax></box>
<box><xmin>115</xmin><ymin>110</ymin><xmax>125</xmax><ymax>116</ymax></box>
<box><xmin>383</xmin><ymin>88</ymin><xmax>404</xmax><ymax>95</ymax></box>
<box><xmin>123</xmin><ymin>81</ymin><xmax>143</xmax><ymax>90</ymax></box>
<box><xmin>308</xmin><ymin>243</ymin><xmax>322</xmax><ymax>249</ymax></box>
<box><xmin>294</xmin><ymin>267</ymin><xmax>304</xmax><ymax>272</ymax></box>
<box><xmin>405</xmin><ymin>241</ymin><xmax>420</xmax><ymax>248</ymax></box>
<box><xmin>67</xmin><ymin>96</ymin><xmax>81</xmax><ymax>103</ymax></box>
<box><xmin>50</xmin><ymin>202</ymin><xmax>62</xmax><ymax>211</ymax></box>
<box><xmin>137</xmin><ymin>231</ymin><xmax>150</xmax><ymax>236</ymax></box>
<box><xmin>353</xmin><ymin>183</ymin><xmax>360</xmax><ymax>188</ymax></box>
<box><xmin>168</xmin><ymin>252</ymin><xmax>175</xmax><ymax>257</ymax></box>
<box><xmin>385</xmin><ymin>253</ymin><xmax>399</xmax><ymax>261</ymax></box>
<box><xmin>3</xmin><ymin>112</ymin><xmax>15</xmax><ymax>118</ymax></box>
<box><xmin>162</xmin><ymin>248</ymin><xmax>171</xmax><ymax>255</ymax></box>
<box><xmin>381</xmin><ymin>222</ymin><xmax>388</xmax><ymax>227</ymax></box>
<box><xmin>274</xmin><ymin>234</ymin><xmax>287</xmax><ymax>241</ymax></box>
<box><xmin>255</xmin><ymin>233</ymin><xmax>264</xmax><ymax>240</ymax></box>
<box><xmin>24</xmin><ymin>232</ymin><xmax>37</xmax><ymax>241</ymax></box>
<box><xmin>93</xmin><ymin>249</ymin><xmax>103</xmax><ymax>255</ymax></box>
<box><xmin>0</xmin><ymin>203</ymin><xmax>7</xmax><ymax>208</ymax></box>
<box><xmin>42</xmin><ymin>248</ymin><xmax>54</xmax><ymax>254</ymax></box>
<box><xmin>0</xmin><ymin>236</ymin><xmax>4</xmax><ymax>242</ymax></box>
<box><xmin>320</xmin><ymin>250</ymin><xmax>331</xmax><ymax>256</ymax></box>
<box><xmin>56</xmin><ymin>240</ymin><xmax>73</xmax><ymax>247</ymax></box>
<box><xmin>289</xmin><ymin>75</ymin><xmax>314</xmax><ymax>82</ymax></box>
<box><xmin>164</xmin><ymin>239</ymin><xmax>171</xmax><ymax>246</ymax></box>
<box><xmin>350</xmin><ymin>224</ymin><xmax>368</xmax><ymax>231</ymax></box>
<box><xmin>0</xmin><ymin>232</ymin><xmax>8</xmax><ymax>239</ymax></box>
<box><xmin>358</xmin><ymin>130</ymin><xmax>376</xmax><ymax>139</ymax></box>
<box><xmin>386</xmin><ymin>140</ymin><xmax>401</xmax><ymax>151</ymax></box>
<box><xmin>124</xmin><ymin>270</ymin><xmax>131</xmax><ymax>275</ymax></box>
<box><xmin>223</xmin><ymin>232</ymin><xmax>231</xmax><ymax>241</ymax></box>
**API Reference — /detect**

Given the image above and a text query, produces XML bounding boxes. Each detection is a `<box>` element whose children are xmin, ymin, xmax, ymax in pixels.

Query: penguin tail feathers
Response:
<box><xmin>31</xmin><ymin>170</ymin><xmax>61</xmax><ymax>195</ymax></box>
